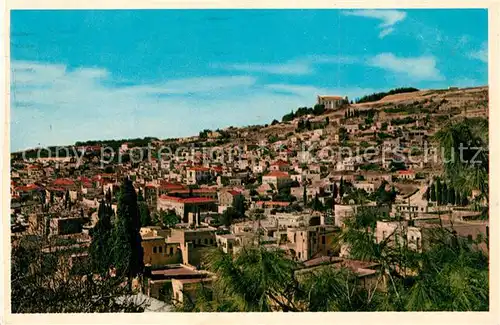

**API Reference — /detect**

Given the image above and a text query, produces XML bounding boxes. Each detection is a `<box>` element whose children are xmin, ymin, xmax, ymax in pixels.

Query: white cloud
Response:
<box><xmin>212</xmin><ymin>55</ymin><xmax>359</xmax><ymax>76</ymax></box>
<box><xmin>342</xmin><ymin>10</ymin><xmax>406</xmax><ymax>38</ymax></box>
<box><xmin>469</xmin><ymin>42</ymin><xmax>488</xmax><ymax>63</ymax></box>
<box><xmin>306</xmin><ymin>55</ymin><xmax>360</xmax><ymax>65</ymax></box>
<box><xmin>212</xmin><ymin>60</ymin><xmax>313</xmax><ymax>75</ymax></box>
<box><xmin>378</xmin><ymin>27</ymin><xmax>394</xmax><ymax>38</ymax></box>
<box><xmin>367</xmin><ymin>53</ymin><xmax>444</xmax><ymax>81</ymax></box>
<box><xmin>10</xmin><ymin>60</ymin><xmax>376</xmax><ymax>151</ymax></box>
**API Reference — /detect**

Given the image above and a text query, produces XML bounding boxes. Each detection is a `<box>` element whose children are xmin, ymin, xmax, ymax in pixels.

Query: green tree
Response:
<box><xmin>220</xmin><ymin>207</ymin><xmax>238</xmax><ymax>227</ymax></box>
<box><xmin>11</xmin><ymin>234</ymin><xmax>145</xmax><ymax>312</ymax></box>
<box><xmin>339</xmin><ymin>177</ymin><xmax>345</xmax><ymax>198</ymax></box>
<box><xmin>448</xmin><ymin>186</ymin><xmax>455</xmax><ymax>206</ymax></box>
<box><xmin>311</xmin><ymin>194</ymin><xmax>323</xmax><ymax>211</ymax></box>
<box><xmin>442</xmin><ymin>182</ymin><xmax>448</xmax><ymax>205</ymax></box>
<box><xmin>430</xmin><ymin>183</ymin><xmax>436</xmax><ymax>202</ymax></box>
<box><xmin>139</xmin><ymin>203</ymin><xmax>152</xmax><ymax>227</ymax></box>
<box><xmin>232</xmin><ymin>195</ymin><xmax>246</xmax><ymax>218</ymax></box>
<box><xmin>332</xmin><ymin>183</ymin><xmax>338</xmax><ymax>201</ymax></box>
<box><xmin>161</xmin><ymin>210</ymin><xmax>179</xmax><ymax>228</ymax></box>
<box><xmin>105</xmin><ymin>188</ymin><xmax>112</xmax><ymax>202</ymax></box>
<box><xmin>111</xmin><ymin>177</ymin><xmax>144</xmax><ymax>282</ymax></box>
<box><xmin>64</xmin><ymin>190</ymin><xmax>70</xmax><ymax>209</ymax></box>
<box><xmin>89</xmin><ymin>199</ymin><xmax>114</xmax><ymax>274</ymax></box>
<box><xmin>424</xmin><ymin>186</ymin><xmax>430</xmax><ymax>201</ymax></box>
<box><xmin>435</xmin><ymin>178</ymin><xmax>442</xmax><ymax>205</ymax></box>
<box><xmin>434</xmin><ymin>118</ymin><xmax>488</xmax><ymax>206</ymax></box>
<box><xmin>203</xmin><ymin>246</ymin><xmax>300</xmax><ymax>311</ymax></box>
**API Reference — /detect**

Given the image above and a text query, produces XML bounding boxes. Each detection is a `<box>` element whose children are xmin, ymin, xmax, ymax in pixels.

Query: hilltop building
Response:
<box><xmin>316</xmin><ymin>95</ymin><xmax>349</xmax><ymax>110</ymax></box>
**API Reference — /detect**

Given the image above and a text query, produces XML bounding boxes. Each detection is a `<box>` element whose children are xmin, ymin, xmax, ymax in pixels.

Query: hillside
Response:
<box><xmin>241</xmin><ymin>85</ymin><xmax>488</xmax><ymax>142</ymax></box>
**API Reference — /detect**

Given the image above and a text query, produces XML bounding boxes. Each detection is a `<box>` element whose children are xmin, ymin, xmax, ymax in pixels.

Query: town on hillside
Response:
<box><xmin>11</xmin><ymin>86</ymin><xmax>489</xmax><ymax>312</ymax></box>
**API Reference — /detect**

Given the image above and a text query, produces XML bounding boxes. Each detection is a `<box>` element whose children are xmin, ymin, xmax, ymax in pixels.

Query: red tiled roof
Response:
<box><xmin>228</xmin><ymin>190</ymin><xmax>242</xmax><ymax>196</ymax></box>
<box><xmin>159</xmin><ymin>182</ymin><xmax>186</xmax><ymax>190</ymax></box>
<box><xmin>398</xmin><ymin>170</ymin><xmax>415</xmax><ymax>175</ymax></box>
<box><xmin>16</xmin><ymin>183</ymin><xmax>42</xmax><ymax>192</ymax></box>
<box><xmin>188</xmin><ymin>166</ymin><xmax>210</xmax><ymax>172</ymax></box>
<box><xmin>256</xmin><ymin>201</ymin><xmax>290</xmax><ymax>207</ymax></box>
<box><xmin>265</xmin><ymin>171</ymin><xmax>290</xmax><ymax>178</ymax></box>
<box><xmin>159</xmin><ymin>195</ymin><xmax>216</xmax><ymax>204</ymax></box>
<box><xmin>53</xmin><ymin>178</ymin><xmax>75</xmax><ymax>186</ymax></box>
<box><xmin>78</xmin><ymin>176</ymin><xmax>92</xmax><ymax>183</ymax></box>
<box><xmin>169</xmin><ymin>189</ymin><xmax>217</xmax><ymax>194</ymax></box>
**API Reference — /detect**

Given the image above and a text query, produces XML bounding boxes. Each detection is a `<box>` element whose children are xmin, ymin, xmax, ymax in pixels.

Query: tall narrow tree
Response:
<box><xmin>430</xmin><ymin>183</ymin><xmax>436</xmax><ymax>202</ymax></box>
<box><xmin>442</xmin><ymin>182</ymin><xmax>448</xmax><ymax>205</ymax></box>
<box><xmin>436</xmin><ymin>178</ymin><xmax>442</xmax><ymax>205</ymax></box>
<box><xmin>332</xmin><ymin>183</ymin><xmax>338</xmax><ymax>202</ymax></box>
<box><xmin>111</xmin><ymin>177</ymin><xmax>144</xmax><ymax>283</ymax></box>
<box><xmin>448</xmin><ymin>186</ymin><xmax>455</xmax><ymax>206</ymax></box>
<box><xmin>339</xmin><ymin>177</ymin><xmax>345</xmax><ymax>198</ymax></box>
<box><xmin>89</xmin><ymin>199</ymin><xmax>113</xmax><ymax>274</ymax></box>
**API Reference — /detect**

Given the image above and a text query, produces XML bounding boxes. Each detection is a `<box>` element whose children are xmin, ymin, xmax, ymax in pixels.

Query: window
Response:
<box><xmin>153</xmin><ymin>247</ymin><xmax>157</xmax><ymax>254</ymax></box>
<box><xmin>204</xmin><ymin>238</ymin><xmax>208</xmax><ymax>245</ymax></box>
<box><xmin>322</xmin><ymin>236</ymin><xmax>326</xmax><ymax>245</ymax></box>
<box><xmin>228</xmin><ymin>242</ymin><xmax>233</xmax><ymax>249</ymax></box>
<box><xmin>467</xmin><ymin>235</ymin><xmax>473</xmax><ymax>243</ymax></box>
<box><xmin>159</xmin><ymin>246</ymin><xmax>163</xmax><ymax>253</ymax></box>
<box><xmin>298</xmin><ymin>252</ymin><xmax>301</xmax><ymax>259</ymax></box>
<box><xmin>210</xmin><ymin>238</ymin><xmax>214</xmax><ymax>245</ymax></box>
<box><xmin>170</xmin><ymin>247</ymin><xmax>174</xmax><ymax>255</ymax></box>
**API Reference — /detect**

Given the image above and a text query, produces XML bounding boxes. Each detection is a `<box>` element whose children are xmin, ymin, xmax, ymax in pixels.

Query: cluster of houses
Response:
<box><xmin>10</xmin><ymin>92</ymin><xmax>489</xmax><ymax>307</ymax></box>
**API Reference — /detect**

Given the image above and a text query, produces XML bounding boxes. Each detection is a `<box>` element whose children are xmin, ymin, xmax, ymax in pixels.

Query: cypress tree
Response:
<box><xmin>436</xmin><ymin>178</ymin><xmax>442</xmax><ymax>205</ymax></box>
<box><xmin>430</xmin><ymin>183</ymin><xmax>436</xmax><ymax>202</ymax></box>
<box><xmin>442</xmin><ymin>183</ymin><xmax>448</xmax><ymax>205</ymax></box>
<box><xmin>332</xmin><ymin>183</ymin><xmax>338</xmax><ymax>200</ymax></box>
<box><xmin>139</xmin><ymin>203</ymin><xmax>151</xmax><ymax>227</ymax></box>
<box><xmin>303</xmin><ymin>185</ymin><xmax>307</xmax><ymax>205</ymax></box>
<box><xmin>448</xmin><ymin>187</ymin><xmax>456</xmax><ymax>206</ymax></box>
<box><xmin>111</xmin><ymin>177</ymin><xmax>144</xmax><ymax>282</ymax></box>
<box><xmin>339</xmin><ymin>177</ymin><xmax>345</xmax><ymax>198</ymax></box>
<box><xmin>65</xmin><ymin>190</ymin><xmax>70</xmax><ymax>209</ymax></box>
<box><xmin>424</xmin><ymin>186</ymin><xmax>430</xmax><ymax>201</ymax></box>
<box><xmin>105</xmin><ymin>188</ymin><xmax>112</xmax><ymax>203</ymax></box>
<box><xmin>90</xmin><ymin>199</ymin><xmax>113</xmax><ymax>274</ymax></box>
<box><xmin>233</xmin><ymin>195</ymin><xmax>246</xmax><ymax>218</ymax></box>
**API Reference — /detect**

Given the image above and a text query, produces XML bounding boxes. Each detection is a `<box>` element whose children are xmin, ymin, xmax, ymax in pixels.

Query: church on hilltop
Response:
<box><xmin>316</xmin><ymin>95</ymin><xmax>349</xmax><ymax>110</ymax></box>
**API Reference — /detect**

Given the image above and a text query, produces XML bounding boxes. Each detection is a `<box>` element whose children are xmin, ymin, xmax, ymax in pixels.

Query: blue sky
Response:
<box><xmin>10</xmin><ymin>9</ymin><xmax>488</xmax><ymax>151</ymax></box>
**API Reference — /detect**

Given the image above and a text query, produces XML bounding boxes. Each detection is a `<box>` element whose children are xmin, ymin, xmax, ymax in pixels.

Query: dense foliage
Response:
<box><xmin>356</xmin><ymin>87</ymin><xmax>419</xmax><ymax>104</ymax></box>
